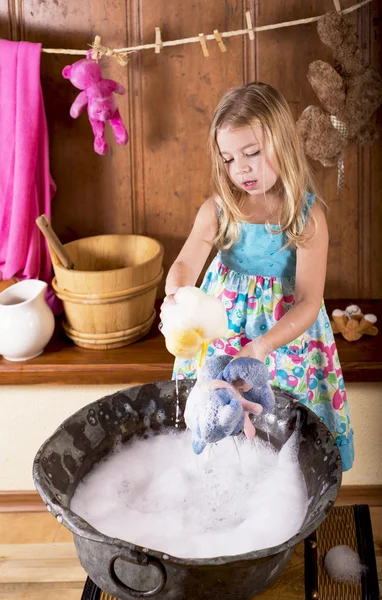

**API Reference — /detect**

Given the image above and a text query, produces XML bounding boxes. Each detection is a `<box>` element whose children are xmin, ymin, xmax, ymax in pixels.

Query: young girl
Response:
<box><xmin>162</xmin><ymin>82</ymin><xmax>353</xmax><ymax>471</ymax></box>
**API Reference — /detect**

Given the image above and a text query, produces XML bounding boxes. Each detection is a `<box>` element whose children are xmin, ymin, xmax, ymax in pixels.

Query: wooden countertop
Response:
<box><xmin>0</xmin><ymin>300</ymin><xmax>381</xmax><ymax>385</ymax></box>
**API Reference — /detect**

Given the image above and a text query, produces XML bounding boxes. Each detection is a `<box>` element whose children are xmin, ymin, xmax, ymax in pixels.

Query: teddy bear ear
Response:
<box><xmin>62</xmin><ymin>65</ymin><xmax>72</xmax><ymax>79</ymax></box>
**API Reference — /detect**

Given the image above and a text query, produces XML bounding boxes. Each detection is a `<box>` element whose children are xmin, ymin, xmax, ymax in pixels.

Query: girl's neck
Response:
<box><xmin>240</xmin><ymin>193</ymin><xmax>283</xmax><ymax>225</ymax></box>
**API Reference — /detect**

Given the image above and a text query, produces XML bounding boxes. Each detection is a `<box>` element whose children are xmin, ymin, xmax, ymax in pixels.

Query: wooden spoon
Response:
<box><xmin>35</xmin><ymin>214</ymin><xmax>74</xmax><ymax>270</ymax></box>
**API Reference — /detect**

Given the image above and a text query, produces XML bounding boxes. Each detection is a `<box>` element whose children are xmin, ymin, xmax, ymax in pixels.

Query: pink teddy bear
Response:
<box><xmin>62</xmin><ymin>56</ymin><xmax>128</xmax><ymax>155</ymax></box>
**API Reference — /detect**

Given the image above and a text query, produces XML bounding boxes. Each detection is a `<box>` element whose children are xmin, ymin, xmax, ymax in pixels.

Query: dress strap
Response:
<box><xmin>302</xmin><ymin>192</ymin><xmax>316</xmax><ymax>222</ymax></box>
<box><xmin>215</xmin><ymin>198</ymin><xmax>222</xmax><ymax>220</ymax></box>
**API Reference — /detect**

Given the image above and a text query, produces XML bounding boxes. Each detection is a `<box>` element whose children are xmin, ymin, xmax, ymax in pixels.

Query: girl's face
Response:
<box><xmin>216</xmin><ymin>125</ymin><xmax>278</xmax><ymax>196</ymax></box>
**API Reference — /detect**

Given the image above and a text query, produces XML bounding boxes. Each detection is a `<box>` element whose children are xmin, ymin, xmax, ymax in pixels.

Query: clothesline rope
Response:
<box><xmin>41</xmin><ymin>0</ymin><xmax>372</xmax><ymax>61</ymax></box>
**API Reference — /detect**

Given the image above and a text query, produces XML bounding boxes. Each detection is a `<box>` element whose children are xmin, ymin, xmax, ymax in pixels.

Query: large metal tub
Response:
<box><xmin>33</xmin><ymin>381</ymin><xmax>342</xmax><ymax>599</ymax></box>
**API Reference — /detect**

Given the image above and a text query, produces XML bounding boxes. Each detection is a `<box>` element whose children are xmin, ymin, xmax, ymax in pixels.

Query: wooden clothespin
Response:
<box><xmin>213</xmin><ymin>30</ymin><xmax>227</xmax><ymax>53</ymax></box>
<box><xmin>198</xmin><ymin>33</ymin><xmax>209</xmax><ymax>57</ymax></box>
<box><xmin>91</xmin><ymin>35</ymin><xmax>102</xmax><ymax>61</ymax></box>
<box><xmin>155</xmin><ymin>27</ymin><xmax>162</xmax><ymax>54</ymax></box>
<box><xmin>332</xmin><ymin>0</ymin><xmax>341</xmax><ymax>12</ymax></box>
<box><xmin>245</xmin><ymin>11</ymin><xmax>255</xmax><ymax>41</ymax></box>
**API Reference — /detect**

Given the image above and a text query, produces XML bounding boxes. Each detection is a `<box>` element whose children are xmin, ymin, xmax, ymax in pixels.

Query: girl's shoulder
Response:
<box><xmin>196</xmin><ymin>196</ymin><xmax>222</xmax><ymax>225</ymax></box>
<box><xmin>193</xmin><ymin>197</ymin><xmax>219</xmax><ymax>238</ymax></box>
<box><xmin>198</xmin><ymin>196</ymin><xmax>220</xmax><ymax>221</ymax></box>
<box><xmin>203</xmin><ymin>195</ymin><xmax>220</xmax><ymax>211</ymax></box>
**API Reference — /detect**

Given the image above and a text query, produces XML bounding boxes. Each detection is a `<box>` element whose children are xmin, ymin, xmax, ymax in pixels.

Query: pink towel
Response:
<box><xmin>0</xmin><ymin>40</ymin><xmax>61</xmax><ymax>314</ymax></box>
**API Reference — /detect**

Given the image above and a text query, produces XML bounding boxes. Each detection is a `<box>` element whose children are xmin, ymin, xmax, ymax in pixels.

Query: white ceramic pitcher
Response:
<box><xmin>0</xmin><ymin>279</ymin><xmax>55</xmax><ymax>361</ymax></box>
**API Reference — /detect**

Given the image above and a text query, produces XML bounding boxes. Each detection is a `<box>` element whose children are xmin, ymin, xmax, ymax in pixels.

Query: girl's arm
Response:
<box><xmin>164</xmin><ymin>197</ymin><xmax>218</xmax><ymax>297</ymax></box>
<box><xmin>238</xmin><ymin>202</ymin><xmax>329</xmax><ymax>362</ymax></box>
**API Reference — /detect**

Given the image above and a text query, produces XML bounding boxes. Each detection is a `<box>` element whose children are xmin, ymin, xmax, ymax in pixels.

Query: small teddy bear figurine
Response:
<box><xmin>331</xmin><ymin>304</ymin><xmax>378</xmax><ymax>342</ymax></box>
<box><xmin>62</xmin><ymin>54</ymin><xmax>128</xmax><ymax>155</ymax></box>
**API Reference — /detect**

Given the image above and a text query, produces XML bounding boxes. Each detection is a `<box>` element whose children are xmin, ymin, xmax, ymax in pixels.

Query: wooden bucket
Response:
<box><xmin>51</xmin><ymin>234</ymin><xmax>163</xmax><ymax>349</ymax></box>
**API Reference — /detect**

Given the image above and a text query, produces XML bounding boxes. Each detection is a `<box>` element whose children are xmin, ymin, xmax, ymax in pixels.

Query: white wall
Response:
<box><xmin>0</xmin><ymin>382</ymin><xmax>380</xmax><ymax>490</ymax></box>
<box><xmin>341</xmin><ymin>383</ymin><xmax>382</xmax><ymax>486</ymax></box>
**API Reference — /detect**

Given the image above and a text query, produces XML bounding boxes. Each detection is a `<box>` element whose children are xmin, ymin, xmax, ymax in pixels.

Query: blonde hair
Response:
<box><xmin>208</xmin><ymin>82</ymin><xmax>323</xmax><ymax>249</ymax></box>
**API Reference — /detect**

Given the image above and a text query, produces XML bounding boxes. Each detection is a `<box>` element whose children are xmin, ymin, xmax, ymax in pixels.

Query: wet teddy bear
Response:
<box><xmin>184</xmin><ymin>356</ymin><xmax>275</xmax><ymax>455</ymax></box>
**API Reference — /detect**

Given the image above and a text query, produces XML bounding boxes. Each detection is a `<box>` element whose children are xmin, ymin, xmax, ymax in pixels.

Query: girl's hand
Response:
<box><xmin>159</xmin><ymin>294</ymin><xmax>177</xmax><ymax>322</ymax></box>
<box><xmin>235</xmin><ymin>338</ymin><xmax>270</xmax><ymax>364</ymax></box>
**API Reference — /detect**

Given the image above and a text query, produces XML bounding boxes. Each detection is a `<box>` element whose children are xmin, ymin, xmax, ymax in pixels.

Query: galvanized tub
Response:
<box><xmin>33</xmin><ymin>381</ymin><xmax>342</xmax><ymax>599</ymax></box>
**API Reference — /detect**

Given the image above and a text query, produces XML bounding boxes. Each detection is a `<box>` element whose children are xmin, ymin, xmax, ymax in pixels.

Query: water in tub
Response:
<box><xmin>70</xmin><ymin>425</ymin><xmax>308</xmax><ymax>559</ymax></box>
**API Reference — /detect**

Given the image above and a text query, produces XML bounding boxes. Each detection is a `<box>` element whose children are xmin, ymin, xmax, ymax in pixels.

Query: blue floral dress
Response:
<box><xmin>173</xmin><ymin>194</ymin><xmax>354</xmax><ymax>471</ymax></box>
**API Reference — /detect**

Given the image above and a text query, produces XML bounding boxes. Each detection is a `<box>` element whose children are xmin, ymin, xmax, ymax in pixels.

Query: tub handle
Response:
<box><xmin>109</xmin><ymin>551</ymin><xmax>167</xmax><ymax>597</ymax></box>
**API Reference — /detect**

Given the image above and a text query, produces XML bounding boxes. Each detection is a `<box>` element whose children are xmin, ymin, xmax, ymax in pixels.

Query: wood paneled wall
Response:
<box><xmin>0</xmin><ymin>0</ymin><xmax>381</xmax><ymax>298</ymax></box>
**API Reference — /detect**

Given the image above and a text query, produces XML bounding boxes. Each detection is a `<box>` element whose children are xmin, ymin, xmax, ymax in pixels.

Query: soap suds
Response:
<box><xmin>324</xmin><ymin>545</ymin><xmax>367</xmax><ymax>584</ymax></box>
<box><xmin>71</xmin><ymin>430</ymin><xmax>308</xmax><ymax>559</ymax></box>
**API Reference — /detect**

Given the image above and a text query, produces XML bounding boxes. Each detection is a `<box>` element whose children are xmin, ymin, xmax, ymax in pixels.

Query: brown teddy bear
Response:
<box><xmin>331</xmin><ymin>304</ymin><xmax>378</xmax><ymax>342</ymax></box>
<box><xmin>297</xmin><ymin>11</ymin><xmax>382</xmax><ymax>167</ymax></box>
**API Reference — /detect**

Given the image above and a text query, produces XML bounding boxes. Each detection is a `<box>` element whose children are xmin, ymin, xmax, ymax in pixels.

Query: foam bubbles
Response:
<box><xmin>71</xmin><ymin>430</ymin><xmax>308</xmax><ymax>559</ymax></box>
<box><xmin>324</xmin><ymin>545</ymin><xmax>366</xmax><ymax>583</ymax></box>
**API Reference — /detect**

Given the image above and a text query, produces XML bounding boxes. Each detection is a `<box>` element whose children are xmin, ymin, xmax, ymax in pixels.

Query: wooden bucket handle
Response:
<box><xmin>35</xmin><ymin>214</ymin><xmax>74</xmax><ymax>270</ymax></box>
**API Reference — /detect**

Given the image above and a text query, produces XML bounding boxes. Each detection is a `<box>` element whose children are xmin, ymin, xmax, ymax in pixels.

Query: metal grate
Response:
<box><xmin>305</xmin><ymin>504</ymin><xmax>380</xmax><ymax>600</ymax></box>
<box><xmin>317</xmin><ymin>505</ymin><xmax>363</xmax><ymax>600</ymax></box>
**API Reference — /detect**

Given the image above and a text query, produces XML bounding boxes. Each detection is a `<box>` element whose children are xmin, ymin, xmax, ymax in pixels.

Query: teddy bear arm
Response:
<box><xmin>70</xmin><ymin>91</ymin><xmax>88</xmax><ymax>118</ymax></box>
<box><xmin>105</xmin><ymin>79</ymin><xmax>126</xmax><ymax>95</ymax></box>
<box><xmin>115</xmin><ymin>83</ymin><xmax>126</xmax><ymax>95</ymax></box>
<box><xmin>358</xmin><ymin>314</ymin><xmax>378</xmax><ymax>335</ymax></box>
<box><xmin>331</xmin><ymin>310</ymin><xmax>347</xmax><ymax>334</ymax></box>
<box><xmin>365</xmin><ymin>325</ymin><xmax>378</xmax><ymax>336</ymax></box>
<box><xmin>222</xmin><ymin>357</ymin><xmax>268</xmax><ymax>389</ymax></box>
<box><xmin>307</xmin><ymin>61</ymin><xmax>346</xmax><ymax>115</ymax></box>
<box><xmin>297</xmin><ymin>106</ymin><xmax>345</xmax><ymax>166</ymax></box>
